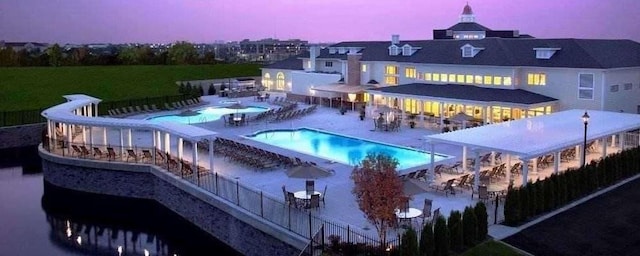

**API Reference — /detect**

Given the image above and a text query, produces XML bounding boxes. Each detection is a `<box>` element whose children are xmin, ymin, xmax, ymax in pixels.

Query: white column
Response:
<box><xmin>66</xmin><ymin>123</ymin><xmax>72</xmax><ymax>155</ymax></box>
<box><xmin>94</xmin><ymin>104</ymin><xmax>99</xmax><ymax>117</ymax></box>
<box><xmin>438</xmin><ymin>102</ymin><xmax>444</xmax><ymax>127</ymax></box>
<box><xmin>152</xmin><ymin>130</ymin><xmax>156</xmax><ymax>164</ymax></box>
<box><xmin>473</xmin><ymin>149</ymin><xmax>481</xmax><ymax>190</ymax></box>
<box><xmin>578</xmin><ymin>144</ymin><xmax>585</xmax><ymax>168</ymax></box>
<box><xmin>532</xmin><ymin>157</ymin><xmax>538</xmax><ymax>174</ymax></box>
<box><xmin>619</xmin><ymin>132</ymin><xmax>626</xmax><ymax>151</ymax></box>
<box><xmin>601</xmin><ymin>137</ymin><xmax>607</xmax><ymax>159</ymax></box>
<box><xmin>119</xmin><ymin>128</ymin><xmax>124</xmax><ymax>156</ymax></box>
<box><xmin>88</xmin><ymin>126</ymin><xmax>93</xmax><ymax>148</ymax></box>
<box><xmin>128</xmin><ymin>129</ymin><xmax>133</xmax><ymax>148</ymax></box>
<box><xmin>462</xmin><ymin>146</ymin><xmax>468</xmax><ymax>171</ymax></box>
<box><xmin>103</xmin><ymin>127</ymin><xmax>107</xmax><ymax>146</ymax></box>
<box><xmin>192</xmin><ymin>141</ymin><xmax>198</xmax><ymax>173</ymax></box>
<box><xmin>209</xmin><ymin>138</ymin><xmax>215</xmax><ymax>172</ymax></box>
<box><xmin>554</xmin><ymin>151</ymin><xmax>560</xmax><ymax>174</ymax></box>
<box><xmin>82</xmin><ymin>125</ymin><xmax>87</xmax><ymax>144</ymax></box>
<box><xmin>490</xmin><ymin>151</ymin><xmax>496</xmax><ymax>166</ymax></box>
<box><xmin>521</xmin><ymin>157</ymin><xmax>530</xmax><ymax>186</ymax></box>
<box><xmin>164</xmin><ymin>133</ymin><xmax>171</xmax><ymax>155</ymax></box>
<box><xmin>611</xmin><ymin>134</ymin><xmax>616</xmax><ymax>148</ymax></box>
<box><xmin>47</xmin><ymin>120</ymin><xmax>53</xmax><ymax>145</ymax></box>
<box><xmin>178</xmin><ymin>138</ymin><xmax>184</xmax><ymax>160</ymax></box>
<box><xmin>506</xmin><ymin>154</ymin><xmax>512</xmax><ymax>184</ymax></box>
<box><xmin>429</xmin><ymin>142</ymin><xmax>435</xmax><ymax>184</ymax></box>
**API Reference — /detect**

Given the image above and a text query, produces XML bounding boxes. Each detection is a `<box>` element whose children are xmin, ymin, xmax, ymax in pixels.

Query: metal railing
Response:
<box><xmin>42</xmin><ymin>137</ymin><xmax>396</xmax><ymax>254</ymax></box>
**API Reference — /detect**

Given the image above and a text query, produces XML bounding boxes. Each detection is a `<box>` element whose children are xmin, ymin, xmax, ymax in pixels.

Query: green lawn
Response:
<box><xmin>0</xmin><ymin>64</ymin><xmax>261</xmax><ymax>111</ymax></box>
<box><xmin>461</xmin><ymin>241</ymin><xmax>523</xmax><ymax>256</ymax></box>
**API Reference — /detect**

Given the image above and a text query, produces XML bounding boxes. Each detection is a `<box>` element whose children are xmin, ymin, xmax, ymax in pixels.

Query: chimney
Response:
<box><xmin>307</xmin><ymin>45</ymin><xmax>320</xmax><ymax>71</ymax></box>
<box><xmin>391</xmin><ymin>34</ymin><xmax>400</xmax><ymax>45</ymax></box>
<box><xmin>347</xmin><ymin>54</ymin><xmax>362</xmax><ymax>85</ymax></box>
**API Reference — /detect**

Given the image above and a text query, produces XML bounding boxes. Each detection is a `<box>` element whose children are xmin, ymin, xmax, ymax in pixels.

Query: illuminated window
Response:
<box><xmin>493</xmin><ymin>76</ymin><xmax>502</xmax><ymax>85</ymax></box>
<box><xmin>385</xmin><ymin>65</ymin><xmax>398</xmax><ymax>75</ymax></box>
<box><xmin>361</xmin><ymin>64</ymin><xmax>367</xmax><ymax>72</ymax></box>
<box><xmin>466</xmin><ymin>75</ymin><xmax>473</xmax><ymax>84</ymax></box>
<box><xmin>385</xmin><ymin>76</ymin><xmax>398</xmax><ymax>85</ymax></box>
<box><xmin>527</xmin><ymin>73</ymin><xmax>546</xmax><ymax>85</ymax></box>
<box><xmin>457</xmin><ymin>74</ymin><xmax>465</xmax><ymax>83</ymax></box>
<box><xmin>448</xmin><ymin>74</ymin><xmax>456</xmax><ymax>82</ymax></box>
<box><xmin>425</xmin><ymin>73</ymin><xmax>432</xmax><ymax>81</ymax></box>
<box><xmin>474</xmin><ymin>75</ymin><xmax>483</xmax><ymax>84</ymax></box>
<box><xmin>503</xmin><ymin>77</ymin><xmax>512</xmax><ymax>86</ymax></box>
<box><xmin>433</xmin><ymin>73</ymin><xmax>440</xmax><ymax>81</ymax></box>
<box><xmin>484</xmin><ymin>76</ymin><xmax>492</xmax><ymax>85</ymax></box>
<box><xmin>578</xmin><ymin>73</ymin><xmax>594</xmax><ymax>99</ymax></box>
<box><xmin>405</xmin><ymin>67</ymin><xmax>417</xmax><ymax>78</ymax></box>
<box><xmin>440</xmin><ymin>73</ymin><xmax>448</xmax><ymax>82</ymax></box>
<box><xmin>276</xmin><ymin>72</ymin><xmax>285</xmax><ymax>90</ymax></box>
<box><xmin>263</xmin><ymin>73</ymin><xmax>273</xmax><ymax>90</ymax></box>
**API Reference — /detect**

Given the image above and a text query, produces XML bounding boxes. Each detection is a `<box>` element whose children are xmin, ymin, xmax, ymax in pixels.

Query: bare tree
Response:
<box><xmin>351</xmin><ymin>152</ymin><xmax>404</xmax><ymax>246</ymax></box>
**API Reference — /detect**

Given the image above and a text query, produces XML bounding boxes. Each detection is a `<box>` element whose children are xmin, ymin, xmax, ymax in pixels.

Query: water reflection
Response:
<box><xmin>42</xmin><ymin>180</ymin><xmax>241</xmax><ymax>256</ymax></box>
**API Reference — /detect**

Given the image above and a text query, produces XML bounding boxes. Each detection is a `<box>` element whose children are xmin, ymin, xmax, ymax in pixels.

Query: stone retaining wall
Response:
<box><xmin>0</xmin><ymin>123</ymin><xmax>45</xmax><ymax>149</ymax></box>
<box><xmin>39</xmin><ymin>147</ymin><xmax>305</xmax><ymax>256</ymax></box>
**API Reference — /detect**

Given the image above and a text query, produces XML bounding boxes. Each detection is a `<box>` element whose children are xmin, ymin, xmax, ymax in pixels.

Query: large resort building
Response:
<box><xmin>262</xmin><ymin>3</ymin><xmax>640</xmax><ymax>124</ymax></box>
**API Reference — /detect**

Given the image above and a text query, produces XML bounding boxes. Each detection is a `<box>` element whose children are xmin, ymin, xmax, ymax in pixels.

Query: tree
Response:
<box><xmin>208</xmin><ymin>84</ymin><xmax>216</xmax><ymax>95</ymax></box>
<box><xmin>351</xmin><ymin>152</ymin><xmax>404</xmax><ymax>246</ymax></box>
<box><xmin>474</xmin><ymin>202</ymin><xmax>488</xmax><ymax>241</ymax></box>
<box><xmin>462</xmin><ymin>206</ymin><xmax>477</xmax><ymax>247</ymax></box>
<box><xmin>433</xmin><ymin>215</ymin><xmax>449</xmax><ymax>256</ymax></box>
<box><xmin>400</xmin><ymin>227</ymin><xmax>419</xmax><ymax>256</ymax></box>
<box><xmin>202</xmin><ymin>51</ymin><xmax>216</xmax><ymax>64</ymax></box>
<box><xmin>447</xmin><ymin>210</ymin><xmax>463</xmax><ymax>252</ymax></box>
<box><xmin>419</xmin><ymin>221</ymin><xmax>435</xmax><ymax>256</ymax></box>
<box><xmin>168</xmin><ymin>41</ymin><xmax>197</xmax><ymax>65</ymax></box>
<box><xmin>118</xmin><ymin>46</ymin><xmax>139</xmax><ymax>65</ymax></box>
<box><xmin>0</xmin><ymin>46</ymin><xmax>16</xmax><ymax>66</ymax></box>
<box><xmin>47</xmin><ymin>44</ymin><xmax>62</xmax><ymax>67</ymax></box>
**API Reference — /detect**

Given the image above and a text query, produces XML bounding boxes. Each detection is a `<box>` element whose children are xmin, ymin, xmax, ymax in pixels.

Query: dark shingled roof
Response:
<box><xmin>369</xmin><ymin>83</ymin><xmax>558</xmax><ymax>105</ymax></box>
<box><xmin>447</xmin><ymin>22</ymin><xmax>492</xmax><ymax>31</ymax></box>
<box><xmin>263</xmin><ymin>54</ymin><xmax>304</xmax><ymax>70</ymax></box>
<box><xmin>330</xmin><ymin>38</ymin><xmax>640</xmax><ymax>69</ymax></box>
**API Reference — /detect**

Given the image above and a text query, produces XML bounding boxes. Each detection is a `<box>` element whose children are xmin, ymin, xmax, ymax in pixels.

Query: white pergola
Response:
<box><xmin>425</xmin><ymin>109</ymin><xmax>640</xmax><ymax>187</ymax></box>
<box><xmin>41</xmin><ymin>94</ymin><xmax>218</xmax><ymax>172</ymax></box>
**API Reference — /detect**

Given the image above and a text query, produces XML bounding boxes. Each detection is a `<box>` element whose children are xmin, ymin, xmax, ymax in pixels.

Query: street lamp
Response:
<box><xmin>581</xmin><ymin>111</ymin><xmax>590</xmax><ymax>167</ymax></box>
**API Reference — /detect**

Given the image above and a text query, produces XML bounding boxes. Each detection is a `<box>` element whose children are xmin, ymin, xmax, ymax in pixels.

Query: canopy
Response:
<box><xmin>426</xmin><ymin>109</ymin><xmax>640</xmax><ymax>159</ymax></box>
<box><xmin>312</xmin><ymin>84</ymin><xmax>371</xmax><ymax>94</ymax></box>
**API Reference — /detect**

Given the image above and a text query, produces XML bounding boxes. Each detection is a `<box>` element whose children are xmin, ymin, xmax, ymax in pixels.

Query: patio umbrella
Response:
<box><xmin>226</xmin><ymin>102</ymin><xmax>248</xmax><ymax>110</ymax></box>
<box><xmin>450</xmin><ymin>112</ymin><xmax>475</xmax><ymax>129</ymax></box>
<box><xmin>402</xmin><ymin>178</ymin><xmax>430</xmax><ymax>196</ymax></box>
<box><xmin>286</xmin><ymin>162</ymin><xmax>333</xmax><ymax>179</ymax></box>
<box><xmin>376</xmin><ymin>105</ymin><xmax>393</xmax><ymax>113</ymax></box>
<box><xmin>177</xmin><ymin>109</ymin><xmax>199</xmax><ymax>116</ymax></box>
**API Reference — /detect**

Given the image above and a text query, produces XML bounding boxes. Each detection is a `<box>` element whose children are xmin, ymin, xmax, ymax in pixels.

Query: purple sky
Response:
<box><xmin>1</xmin><ymin>0</ymin><xmax>639</xmax><ymax>44</ymax></box>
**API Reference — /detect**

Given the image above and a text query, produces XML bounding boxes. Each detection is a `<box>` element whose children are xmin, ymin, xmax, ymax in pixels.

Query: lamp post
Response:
<box><xmin>581</xmin><ymin>111</ymin><xmax>590</xmax><ymax>167</ymax></box>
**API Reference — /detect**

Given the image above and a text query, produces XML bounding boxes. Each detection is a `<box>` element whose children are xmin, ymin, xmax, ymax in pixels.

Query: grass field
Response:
<box><xmin>0</xmin><ymin>64</ymin><xmax>261</xmax><ymax>111</ymax></box>
<box><xmin>461</xmin><ymin>241</ymin><xmax>523</xmax><ymax>256</ymax></box>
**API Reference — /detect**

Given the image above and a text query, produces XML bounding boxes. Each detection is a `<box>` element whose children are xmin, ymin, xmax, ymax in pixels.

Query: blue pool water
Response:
<box><xmin>245</xmin><ymin>128</ymin><xmax>447</xmax><ymax>170</ymax></box>
<box><xmin>147</xmin><ymin>106</ymin><xmax>268</xmax><ymax>124</ymax></box>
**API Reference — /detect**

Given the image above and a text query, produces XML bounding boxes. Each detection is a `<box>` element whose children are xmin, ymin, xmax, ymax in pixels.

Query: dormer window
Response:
<box><xmin>402</xmin><ymin>45</ymin><xmax>411</xmax><ymax>56</ymax></box>
<box><xmin>338</xmin><ymin>47</ymin><xmax>347</xmax><ymax>54</ymax></box>
<box><xmin>388</xmin><ymin>45</ymin><xmax>399</xmax><ymax>56</ymax></box>
<box><xmin>460</xmin><ymin>44</ymin><xmax>484</xmax><ymax>58</ymax></box>
<box><xmin>329</xmin><ymin>47</ymin><xmax>337</xmax><ymax>54</ymax></box>
<box><xmin>534</xmin><ymin>47</ymin><xmax>561</xmax><ymax>59</ymax></box>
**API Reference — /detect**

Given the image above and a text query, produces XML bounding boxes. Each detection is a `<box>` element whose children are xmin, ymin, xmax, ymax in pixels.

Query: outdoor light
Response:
<box><xmin>581</xmin><ymin>111</ymin><xmax>590</xmax><ymax>167</ymax></box>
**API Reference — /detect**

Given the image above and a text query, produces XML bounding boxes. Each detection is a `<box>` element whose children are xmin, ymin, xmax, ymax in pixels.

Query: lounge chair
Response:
<box><xmin>126</xmin><ymin>149</ymin><xmax>138</xmax><ymax>162</ymax></box>
<box><xmin>93</xmin><ymin>147</ymin><xmax>105</xmax><ymax>158</ymax></box>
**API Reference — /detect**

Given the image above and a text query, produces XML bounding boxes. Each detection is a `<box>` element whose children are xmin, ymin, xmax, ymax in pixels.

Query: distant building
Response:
<box><xmin>262</xmin><ymin>3</ymin><xmax>640</xmax><ymax>120</ymax></box>
<box><xmin>238</xmin><ymin>38</ymin><xmax>308</xmax><ymax>63</ymax></box>
<box><xmin>0</xmin><ymin>41</ymin><xmax>49</xmax><ymax>53</ymax></box>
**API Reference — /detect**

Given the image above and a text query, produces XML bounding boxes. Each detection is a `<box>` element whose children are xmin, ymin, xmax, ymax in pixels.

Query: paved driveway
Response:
<box><xmin>503</xmin><ymin>177</ymin><xmax>640</xmax><ymax>256</ymax></box>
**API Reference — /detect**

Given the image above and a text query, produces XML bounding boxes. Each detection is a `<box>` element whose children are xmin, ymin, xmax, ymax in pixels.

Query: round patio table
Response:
<box><xmin>293</xmin><ymin>191</ymin><xmax>322</xmax><ymax>200</ymax></box>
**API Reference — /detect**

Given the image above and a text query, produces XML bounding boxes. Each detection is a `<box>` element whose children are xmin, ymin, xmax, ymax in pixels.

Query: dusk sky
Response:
<box><xmin>1</xmin><ymin>0</ymin><xmax>639</xmax><ymax>44</ymax></box>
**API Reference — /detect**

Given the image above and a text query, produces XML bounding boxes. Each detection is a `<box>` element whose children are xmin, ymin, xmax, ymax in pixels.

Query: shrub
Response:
<box><xmin>474</xmin><ymin>202</ymin><xmax>488</xmax><ymax>241</ymax></box>
<box><xmin>447</xmin><ymin>210</ymin><xmax>463</xmax><ymax>252</ymax></box>
<box><xmin>208</xmin><ymin>84</ymin><xmax>216</xmax><ymax>95</ymax></box>
<box><xmin>504</xmin><ymin>188</ymin><xmax>518</xmax><ymax>226</ymax></box>
<box><xmin>519</xmin><ymin>185</ymin><xmax>529</xmax><ymax>221</ymax></box>
<box><xmin>462</xmin><ymin>206</ymin><xmax>478</xmax><ymax>247</ymax></box>
<box><xmin>400</xmin><ymin>227</ymin><xmax>419</xmax><ymax>256</ymax></box>
<box><xmin>419</xmin><ymin>221</ymin><xmax>435</xmax><ymax>256</ymax></box>
<box><xmin>433</xmin><ymin>216</ymin><xmax>449</xmax><ymax>256</ymax></box>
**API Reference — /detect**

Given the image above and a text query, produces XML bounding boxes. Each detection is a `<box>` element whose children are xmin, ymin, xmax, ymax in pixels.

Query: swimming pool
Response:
<box><xmin>245</xmin><ymin>128</ymin><xmax>448</xmax><ymax>170</ymax></box>
<box><xmin>147</xmin><ymin>106</ymin><xmax>268</xmax><ymax>124</ymax></box>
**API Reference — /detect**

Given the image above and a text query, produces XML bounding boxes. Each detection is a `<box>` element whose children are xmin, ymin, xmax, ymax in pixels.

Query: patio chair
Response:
<box><xmin>287</xmin><ymin>192</ymin><xmax>299</xmax><ymax>209</ymax></box>
<box><xmin>141</xmin><ymin>150</ymin><xmax>152</xmax><ymax>163</ymax></box>
<box><xmin>106</xmin><ymin>147</ymin><xmax>118</xmax><ymax>161</ymax></box>
<box><xmin>126</xmin><ymin>149</ymin><xmax>138</xmax><ymax>162</ymax></box>
<box><xmin>431</xmin><ymin>179</ymin><xmax>455</xmax><ymax>196</ymax></box>
<box><xmin>320</xmin><ymin>185</ymin><xmax>327</xmax><ymax>207</ymax></box>
<box><xmin>79</xmin><ymin>145</ymin><xmax>92</xmax><ymax>158</ymax></box>
<box><xmin>473</xmin><ymin>185</ymin><xmax>489</xmax><ymax>202</ymax></box>
<box><xmin>420</xmin><ymin>198</ymin><xmax>433</xmax><ymax>225</ymax></box>
<box><xmin>93</xmin><ymin>147</ymin><xmax>105</xmax><ymax>158</ymax></box>
<box><xmin>305</xmin><ymin>180</ymin><xmax>315</xmax><ymax>195</ymax></box>
<box><xmin>306</xmin><ymin>194</ymin><xmax>321</xmax><ymax>210</ymax></box>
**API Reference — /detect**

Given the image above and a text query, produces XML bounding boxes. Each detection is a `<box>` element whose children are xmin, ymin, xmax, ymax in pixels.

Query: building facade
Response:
<box><xmin>262</xmin><ymin>4</ymin><xmax>640</xmax><ymax>123</ymax></box>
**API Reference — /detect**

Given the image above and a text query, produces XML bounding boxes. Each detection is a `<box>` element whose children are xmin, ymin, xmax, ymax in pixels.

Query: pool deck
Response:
<box><xmin>112</xmin><ymin>94</ymin><xmax>606</xmax><ymax>238</ymax></box>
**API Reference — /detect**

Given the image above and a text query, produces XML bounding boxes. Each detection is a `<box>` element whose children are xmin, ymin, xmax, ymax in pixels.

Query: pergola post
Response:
<box><xmin>429</xmin><ymin>141</ymin><xmax>435</xmax><ymax>184</ymax></box>
<box><xmin>531</xmin><ymin>157</ymin><xmax>538</xmax><ymax>174</ymax></box>
<box><xmin>209</xmin><ymin>137</ymin><xmax>215</xmax><ymax>172</ymax></box>
<box><xmin>178</xmin><ymin>138</ymin><xmax>184</xmax><ymax>160</ymax></box>
<box><xmin>578</xmin><ymin>144</ymin><xmax>585</xmax><ymax>169</ymax></box>
<box><xmin>554</xmin><ymin>151</ymin><xmax>560</xmax><ymax>174</ymax></box>
<box><xmin>119</xmin><ymin>128</ymin><xmax>124</xmax><ymax>156</ymax></box>
<box><xmin>88</xmin><ymin>126</ymin><xmax>93</xmax><ymax>149</ymax></box>
<box><xmin>82</xmin><ymin>125</ymin><xmax>87</xmax><ymax>144</ymax></box>
<box><xmin>462</xmin><ymin>146</ymin><xmax>467</xmax><ymax>171</ymax></box>
<box><xmin>103</xmin><ymin>127</ymin><xmax>107</xmax><ymax>146</ymax></box>
<box><xmin>619</xmin><ymin>132</ymin><xmax>626</xmax><ymax>151</ymax></box>
<box><xmin>521</xmin><ymin>157</ymin><xmax>530</xmax><ymax>186</ymax></box>
<box><xmin>473</xmin><ymin>149</ymin><xmax>481</xmax><ymax>190</ymax></box>
<box><xmin>164</xmin><ymin>133</ymin><xmax>171</xmax><ymax>155</ymax></box>
<box><xmin>47</xmin><ymin>120</ymin><xmax>53</xmax><ymax>147</ymax></box>
<box><xmin>192</xmin><ymin>141</ymin><xmax>198</xmax><ymax>174</ymax></box>
<box><xmin>152</xmin><ymin>130</ymin><xmax>156</xmax><ymax>164</ymax></box>
<box><xmin>601</xmin><ymin>137</ymin><xmax>607</xmax><ymax>159</ymax></box>
<box><xmin>66</xmin><ymin>123</ymin><xmax>72</xmax><ymax>155</ymax></box>
<box><xmin>127</xmin><ymin>129</ymin><xmax>133</xmax><ymax>148</ymax></box>
<box><xmin>611</xmin><ymin>134</ymin><xmax>616</xmax><ymax>148</ymax></box>
<box><xmin>439</xmin><ymin>102</ymin><xmax>444</xmax><ymax>127</ymax></box>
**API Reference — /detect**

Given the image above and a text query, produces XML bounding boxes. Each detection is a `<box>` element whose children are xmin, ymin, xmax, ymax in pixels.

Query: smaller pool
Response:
<box><xmin>147</xmin><ymin>106</ymin><xmax>268</xmax><ymax>124</ymax></box>
<box><xmin>245</xmin><ymin>128</ymin><xmax>448</xmax><ymax>170</ymax></box>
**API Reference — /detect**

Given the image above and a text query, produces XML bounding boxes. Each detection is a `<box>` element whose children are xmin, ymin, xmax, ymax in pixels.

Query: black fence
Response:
<box><xmin>0</xmin><ymin>95</ymin><xmax>190</xmax><ymax>127</ymax></box>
